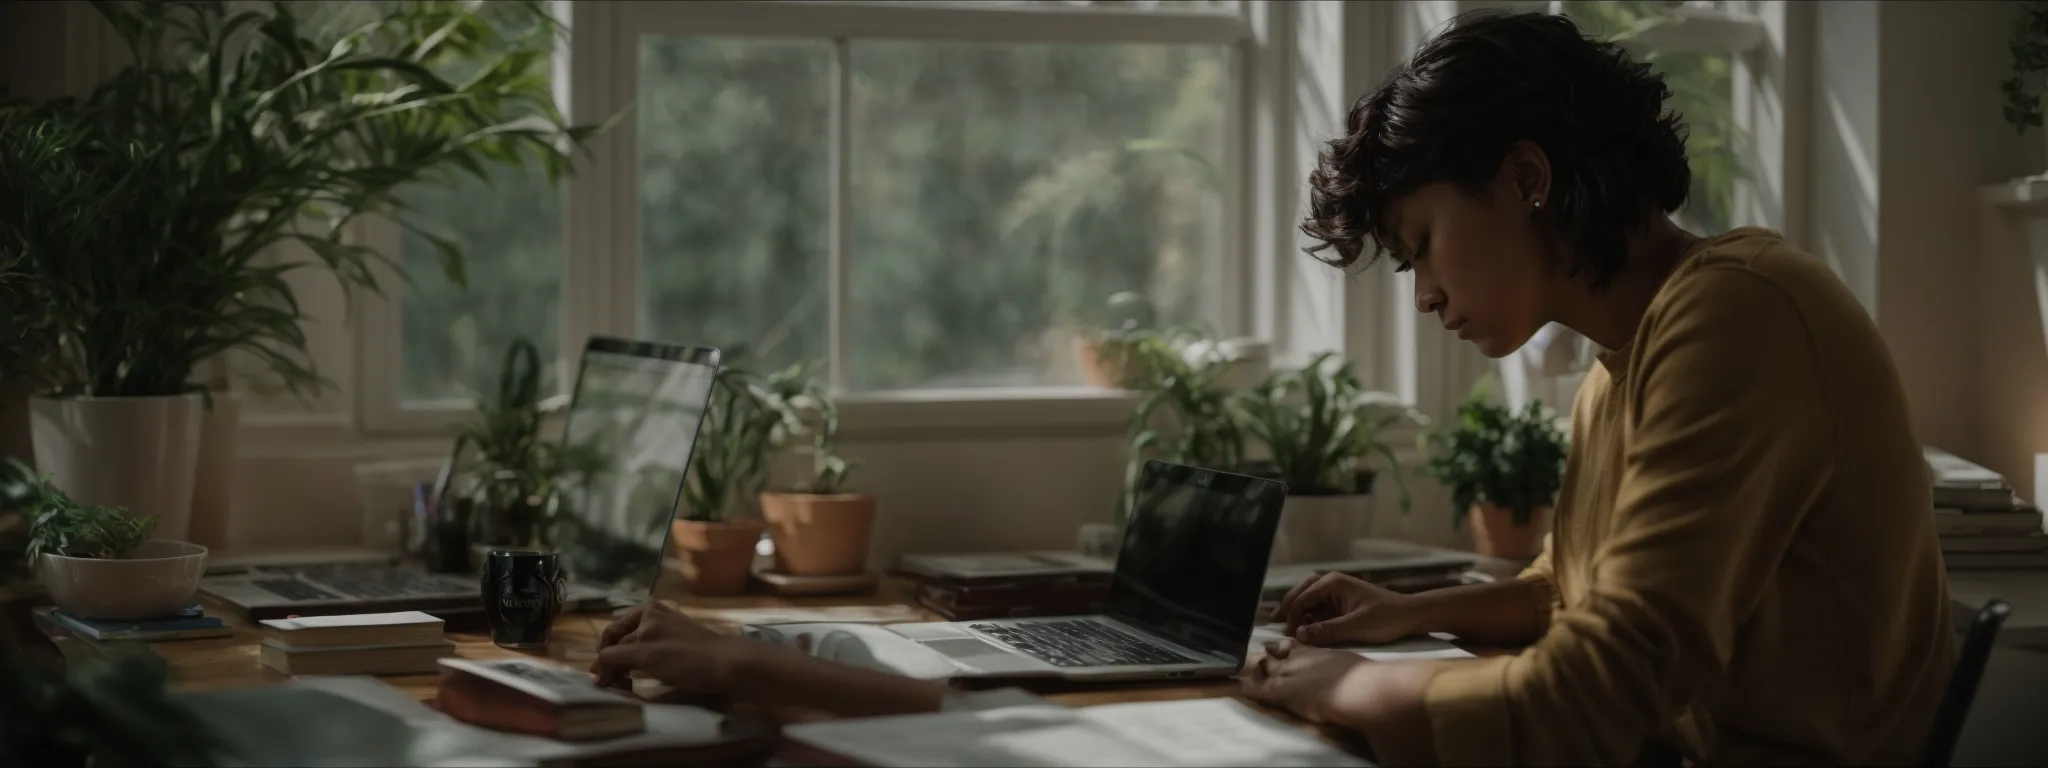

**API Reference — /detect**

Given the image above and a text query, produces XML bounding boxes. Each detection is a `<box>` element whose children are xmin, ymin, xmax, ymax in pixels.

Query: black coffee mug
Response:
<box><xmin>482</xmin><ymin>549</ymin><xmax>568</xmax><ymax>649</ymax></box>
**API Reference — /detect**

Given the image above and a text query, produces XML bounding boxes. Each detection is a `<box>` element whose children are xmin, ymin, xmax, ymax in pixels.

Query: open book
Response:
<box><xmin>782</xmin><ymin>698</ymin><xmax>1371</xmax><ymax>767</ymax></box>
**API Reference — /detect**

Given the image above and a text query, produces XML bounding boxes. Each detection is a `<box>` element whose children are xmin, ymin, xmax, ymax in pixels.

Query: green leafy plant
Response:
<box><xmin>1232</xmin><ymin>352</ymin><xmax>1423</xmax><ymax>505</ymax></box>
<box><xmin>0</xmin><ymin>456</ymin><xmax>154</xmax><ymax>562</ymax></box>
<box><xmin>0</xmin><ymin>0</ymin><xmax>604</xmax><ymax>399</ymax></box>
<box><xmin>2004</xmin><ymin>2</ymin><xmax>2048</xmax><ymax>133</ymax></box>
<box><xmin>1119</xmin><ymin>328</ymin><xmax>1246</xmax><ymax>521</ymax></box>
<box><xmin>1421</xmin><ymin>380</ymin><xmax>1569</xmax><ymax>529</ymax></box>
<box><xmin>453</xmin><ymin>338</ymin><xmax>601</xmax><ymax>548</ymax></box>
<box><xmin>682</xmin><ymin>361</ymin><xmax>846</xmax><ymax>522</ymax></box>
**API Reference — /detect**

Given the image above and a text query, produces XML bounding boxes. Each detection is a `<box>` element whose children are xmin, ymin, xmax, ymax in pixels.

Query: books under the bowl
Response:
<box><xmin>257</xmin><ymin>610</ymin><xmax>445</xmax><ymax>649</ymax></box>
<box><xmin>258</xmin><ymin>638</ymin><xmax>457</xmax><ymax>676</ymax></box>
<box><xmin>437</xmin><ymin>657</ymin><xmax>647</xmax><ymax>742</ymax></box>
<box><xmin>37</xmin><ymin>605</ymin><xmax>231</xmax><ymax>642</ymax></box>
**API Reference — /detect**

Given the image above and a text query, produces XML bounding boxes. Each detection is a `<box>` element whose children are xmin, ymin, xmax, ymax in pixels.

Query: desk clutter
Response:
<box><xmin>257</xmin><ymin>610</ymin><xmax>455</xmax><ymax>676</ymax></box>
<box><xmin>1926</xmin><ymin>447</ymin><xmax>2048</xmax><ymax>569</ymax></box>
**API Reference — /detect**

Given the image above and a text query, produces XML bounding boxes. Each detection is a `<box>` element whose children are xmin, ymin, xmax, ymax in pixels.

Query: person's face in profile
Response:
<box><xmin>1391</xmin><ymin>142</ymin><xmax>1558</xmax><ymax>359</ymax></box>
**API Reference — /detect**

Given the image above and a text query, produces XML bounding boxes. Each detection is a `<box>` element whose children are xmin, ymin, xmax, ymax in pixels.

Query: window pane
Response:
<box><xmin>1560</xmin><ymin>1</ymin><xmax>1744</xmax><ymax>234</ymax></box>
<box><xmin>396</xmin><ymin>6</ymin><xmax>564</xmax><ymax>403</ymax></box>
<box><xmin>895</xmin><ymin>0</ymin><xmax>1239</xmax><ymax>11</ymax></box>
<box><xmin>848</xmin><ymin>41</ymin><xmax>1227</xmax><ymax>390</ymax></box>
<box><xmin>637</xmin><ymin>38</ymin><xmax>831</xmax><ymax>374</ymax></box>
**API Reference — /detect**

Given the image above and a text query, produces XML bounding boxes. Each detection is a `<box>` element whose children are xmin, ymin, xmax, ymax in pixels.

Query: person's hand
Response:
<box><xmin>1240</xmin><ymin>638</ymin><xmax>1369</xmax><ymax>725</ymax></box>
<box><xmin>592</xmin><ymin>634</ymin><xmax>774</xmax><ymax>700</ymax></box>
<box><xmin>590</xmin><ymin>600</ymin><xmax>722</xmax><ymax>686</ymax></box>
<box><xmin>1277</xmin><ymin>572</ymin><xmax>1422</xmax><ymax>646</ymax></box>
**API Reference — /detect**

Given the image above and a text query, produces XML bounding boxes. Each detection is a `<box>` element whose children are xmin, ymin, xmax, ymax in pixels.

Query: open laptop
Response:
<box><xmin>752</xmin><ymin>460</ymin><xmax>1286</xmax><ymax>682</ymax></box>
<box><xmin>200</xmin><ymin>337</ymin><xmax>722</xmax><ymax>620</ymax></box>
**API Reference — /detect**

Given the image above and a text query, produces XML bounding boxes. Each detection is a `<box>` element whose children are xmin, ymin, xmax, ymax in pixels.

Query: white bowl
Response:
<box><xmin>39</xmin><ymin>538</ymin><xmax>209</xmax><ymax>620</ymax></box>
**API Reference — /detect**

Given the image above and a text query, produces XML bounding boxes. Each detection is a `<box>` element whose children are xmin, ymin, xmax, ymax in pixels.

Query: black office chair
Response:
<box><xmin>1918</xmin><ymin>598</ymin><xmax>2010</xmax><ymax>768</ymax></box>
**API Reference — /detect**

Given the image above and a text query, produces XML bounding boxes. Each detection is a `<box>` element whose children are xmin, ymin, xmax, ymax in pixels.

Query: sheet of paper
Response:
<box><xmin>784</xmin><ymin>700</ymin><xmax>1369</xmax><ymax>768</ymax></box>
<box><xmin>1081</xmin><ymin>699</ymin><xmax>1371</xmax><ymax>767</ymax></box>
<box><xmin>1247</xmin><ymin>624</ymin><xmax>1476</xmax><ymax>662</ymax></box>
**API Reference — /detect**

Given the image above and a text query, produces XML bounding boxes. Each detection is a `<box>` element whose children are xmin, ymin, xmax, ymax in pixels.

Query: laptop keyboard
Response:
<box><xmin>262</xmin><ymin>564</ymin><xmax>468</xmax><ymax>600</ymax></box>
<box><xmin>969</xmin><ymin>620</ymin><xmax>1199</xmax><ymax>668</ymax></box>
<box><xmin>251</xmin><ymin>579</ymin><xmax>343</xmax><ymax>602</ymax></box>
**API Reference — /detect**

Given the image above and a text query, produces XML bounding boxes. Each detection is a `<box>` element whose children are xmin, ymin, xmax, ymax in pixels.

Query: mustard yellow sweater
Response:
<box><xmin>1425</xmin><ymin>229</ymin><xmax>1956</xmax><ymax>765</ymax></box>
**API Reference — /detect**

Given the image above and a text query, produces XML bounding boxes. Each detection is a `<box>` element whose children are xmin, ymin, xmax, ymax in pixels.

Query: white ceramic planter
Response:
<box><xmin>29</xmin><ymin>393</ymin><xmax>204</xmax><ymax>541</ymax></box>
<box><xmin>187</xmin><ymin>391</ymin><xmax>242</xmax><ymax>549</ymax></box>
<box><xmin>39</xmin><ymin>539</ymin><xmax>208</xmax><ymax>620</ymax></box>
<box><xmin>1270</xmin><ymin>494</ymin><xmax>1373</xmax><ymax>565</ymax></box>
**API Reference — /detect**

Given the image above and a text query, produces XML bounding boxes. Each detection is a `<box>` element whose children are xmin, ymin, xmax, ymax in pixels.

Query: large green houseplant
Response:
<box><xmin>1234</xmin><ymin>352</ymin><xmax>1424</xmax><ymax>564</ymax></box>
<box><xmin>1421</xmin><ymin>381</ymin><xmax>1568</xmax><ymax>559</ymax></box>
<box><xmin>0</xmin><ymin>0</ymin><xmax>602</xmax><ymax>544</ymax></box>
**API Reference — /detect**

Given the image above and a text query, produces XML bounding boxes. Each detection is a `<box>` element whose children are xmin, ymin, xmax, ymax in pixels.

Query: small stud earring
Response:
<box><xmin>1532</xmin><ymin>199</ymin><xmax>1543</xmax><ymax>210</ymax></box>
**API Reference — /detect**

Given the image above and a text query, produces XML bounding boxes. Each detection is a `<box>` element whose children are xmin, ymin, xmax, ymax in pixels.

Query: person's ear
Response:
<box><xmin>1498</xmin><ymin>140</ymin><xmax>1553</xmax><ymax>212</ymax></box>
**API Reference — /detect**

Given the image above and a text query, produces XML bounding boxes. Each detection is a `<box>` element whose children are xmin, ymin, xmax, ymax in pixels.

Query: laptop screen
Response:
<box><xmin>550</xmin><ymin>338</ymin><xmax>720</xmax><ymax>596</ymax></box>
<box><xmin>1105</xmin><ymin>461</ymin><xmax>1286</xmax><ymax>663</ymax></box>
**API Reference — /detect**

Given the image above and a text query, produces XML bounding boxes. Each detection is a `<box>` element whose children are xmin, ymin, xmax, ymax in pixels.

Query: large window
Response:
<box><xmin>364</xmin><ymin>0</ymin><xmax>1249</xmax><ymax>426</ymax></box>
<box><xmin>1554</xmin><ymin>0</ymin><xmax>1767</xmax><ymax>234</ymax></box>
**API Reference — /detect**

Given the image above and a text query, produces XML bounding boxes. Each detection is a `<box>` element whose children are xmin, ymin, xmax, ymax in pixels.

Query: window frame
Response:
<box><xmin>354</xmin><ymin>0</ymin><xmax>1280</xmax><ymax>436</ymax></box>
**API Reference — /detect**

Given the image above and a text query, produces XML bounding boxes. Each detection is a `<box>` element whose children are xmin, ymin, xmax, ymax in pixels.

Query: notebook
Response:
<box><xmin>36</xmin><ymin>606</ymin><xmax>230</xmax><ymax>642</ymax></box>
<box><xmin>780</xmin><ymin>698</ymin><xmax>1370</xmax><ymax>767</ymax></box>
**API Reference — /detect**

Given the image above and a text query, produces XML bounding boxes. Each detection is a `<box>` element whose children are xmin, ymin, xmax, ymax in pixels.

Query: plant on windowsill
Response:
<box><xmin>1232</xmin><ymin>351</ymin><xmax>1425</xmax><ymax>565</ymax></box>
<box><xmin>749</xmin><ymin>363</ymin><xmax>876</xmax><ymax>580</ymax></box>
<box><xmin>453</xmin><ymin>339</ymin><xmax>603</xmax><ymax>554</ymax></box>
<box><xmin>0</xmin><ymin>1</ymin><xmax>604</xmax><ymax>548</ymax></box>
<box><xmin>1115</xmin><ymin>325</ymin><xmax>1247</xmax><ymax>527</ymax></box>
<box><xmin>1075</xmin><ymin>291</ymin><xmax>1164</xmax><ymax>388</ymax></box>
<box><xmin>669</xmin><ymin>365</ymin><xmax>777</xmax><ymax>596</ymax></box>
<box><xmin>1</xmin><ymin>456</ymin><xmax>206</xmax><ymax>622</ymax></box>
<box><xmin>1420</xmin><ymin>377</ymin><xmax>1568</xmax><ymax>560</ymax></box>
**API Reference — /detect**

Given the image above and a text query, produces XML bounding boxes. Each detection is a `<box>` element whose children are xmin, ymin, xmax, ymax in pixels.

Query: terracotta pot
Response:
<box><xmin>669</xmin><ymin>518</ymin><xmax>764</xmax><ymax>596</ymax></box>
<box><xmin>761</xmin><ymin>492</ymin><xmax>877</xmax><ymax>576</ymax></box>
<box><xmin>1469</xmin><ymin>503</ymin><xmax>1550</xmax><ymax>559</ymax></box>
<box><xmin>1075</xmin><ymin>338</ymin><xmax>1147</xmax><ymax>389</ymax></box>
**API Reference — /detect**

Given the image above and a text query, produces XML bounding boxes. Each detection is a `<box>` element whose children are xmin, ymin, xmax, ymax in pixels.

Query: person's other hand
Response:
<box><xmin>1240</xmin><ymin>639</ymin><xmax>1369</xmax><ymax>725</ymax></box>
<box><xmin>1277</xmin><ymin>572</ymin><xmax>1421</xmax><ymax>646</ymax></box>
<box><xmin>592</xmin><ymin>635</ymin><xmax>773</xmax><ymax>700</ymax></box>
<box><xmin>590</xmin><ymin>600</ymin><xmax>722</xmax><ymax>686</ymax></box>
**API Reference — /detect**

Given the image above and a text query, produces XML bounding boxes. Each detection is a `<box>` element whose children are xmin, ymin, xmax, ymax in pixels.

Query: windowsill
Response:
<box><xmin>239</xmin><ymin>385</ymin><xmax>1145</xmax><ymax>452</ymax></box>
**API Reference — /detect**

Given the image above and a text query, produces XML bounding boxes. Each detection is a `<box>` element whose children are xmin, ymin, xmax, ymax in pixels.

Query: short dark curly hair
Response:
<box><xmin>1300</xmin><ymin>10</ymin><xmax>1692</xmax><ymax>290</ymax></box>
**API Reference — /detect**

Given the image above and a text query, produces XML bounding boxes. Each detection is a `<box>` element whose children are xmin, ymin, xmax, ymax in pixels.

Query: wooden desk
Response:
<box><xmin>36</xmin><ymin>582</ymin><xmax>1257</xmax><ymax>710</ymax></box>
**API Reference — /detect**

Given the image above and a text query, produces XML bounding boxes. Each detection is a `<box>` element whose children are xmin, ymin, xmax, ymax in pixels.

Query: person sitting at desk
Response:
<box><xmin>1242</xmin><ymin>9</ymin><xmax>1955</xmax><ymax>767</ymax></box>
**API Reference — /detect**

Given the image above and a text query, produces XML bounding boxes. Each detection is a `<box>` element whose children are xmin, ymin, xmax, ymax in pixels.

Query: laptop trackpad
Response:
<box><xmin>918</xmin><ymin>637</ymin><xmax>1047</xmax><ymax>675</ymax></box>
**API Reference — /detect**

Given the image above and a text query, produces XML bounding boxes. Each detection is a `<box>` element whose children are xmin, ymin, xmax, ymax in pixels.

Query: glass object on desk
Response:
<box><xmin>482</xmin><ymin>549</ymin><xmax>567</xmax><ymax>649</ymax></box>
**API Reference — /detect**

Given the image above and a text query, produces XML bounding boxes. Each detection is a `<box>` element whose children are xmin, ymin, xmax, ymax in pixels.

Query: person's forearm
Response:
<box><xmin>735</xmin><ymin>649</ymin><xmax>951</xmax><ymax>720</ymax></box>
<box><xmin>1408</xmin><ymin>578</ymin><xmax>1549</xmax><ymax>646</ymax></box>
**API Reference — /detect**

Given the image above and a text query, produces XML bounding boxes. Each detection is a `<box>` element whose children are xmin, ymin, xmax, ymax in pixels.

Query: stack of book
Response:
<box><xmin>35</xmin><ymin>602</ymin><xmax>233</xmax><ymax>643</ymax></box>
<box><xmin>1926</xmin><ymin>446</ymin><xmax>2048</xmax><ymax>569</ymax></box>
<box><xmin>257</xmin><ymin>610</ymin><xmax>456</xmax><ymax>675</ymax></box>
<box><xmin>889</xmin><ymin>551</ymin><xmax>1113</xmax><ymax>621</ymax></box>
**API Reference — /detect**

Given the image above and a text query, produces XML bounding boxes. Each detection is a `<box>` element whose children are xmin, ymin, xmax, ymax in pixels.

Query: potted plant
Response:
<box><xmin>0</xmin><ymin>1</ymin><xmax>601</xmax><ymax>543</ymax></box>
<box><xmin>1097</xmin><ymin>329</ymin><xmax>1249</xmax><ymax>557</ymax></box>
<box><xmin>1075</xmin><ymin>291</ymin><xmax>1165</xmax><ymax>388</ymax></box>
<box><xmin>1421</xmin><ymin>382</ymin><xmax>1568</xmax><ymax>559</ymax></box>
<box><xmin>751</xmin><ymin>363</ymin><xmax>876</xmax><ymax>577</ymax></box>
<box><xmin>670</xmin><ymin>366</ymin><xmax>777</xmax><ymax>596</ymax></box>
<box><xmin>1233</xmin><ymin>352</ymin><xmax>1424</xmax><ymax>564</ymax></box>
<box><xmin>0</xmin><ymin>456</ymin><xmax>205</xmax><ymax>622</ymax></box>
<box><xmin>453</xmin><ymin>339</ymin><xmax>601</xmax><ymax>554</ymax></box>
